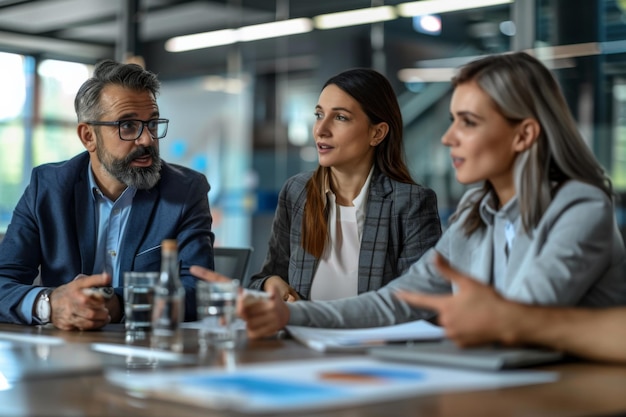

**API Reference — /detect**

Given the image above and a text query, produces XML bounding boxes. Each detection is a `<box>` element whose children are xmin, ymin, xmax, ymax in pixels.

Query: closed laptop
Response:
<box><xmin>369</xmin><ymin>341</ymin><xmax>564</xmax><ymax>371</ymax></box>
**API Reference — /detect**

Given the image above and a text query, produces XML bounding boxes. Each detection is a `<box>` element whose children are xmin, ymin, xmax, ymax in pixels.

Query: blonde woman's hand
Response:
<box><xmin>395</xmin><ymin>253</ymin><xmax>514</xmax><ymax>347</ymax></box>
<box><xmin>190</xmin><ymin>265</ymin><xmax>232</xmax><ymax>283</ymax></box>
<box><xmin>238</xmin><ymin>286</ymin><xmax>290</xmax><ymax>339</ymax></box>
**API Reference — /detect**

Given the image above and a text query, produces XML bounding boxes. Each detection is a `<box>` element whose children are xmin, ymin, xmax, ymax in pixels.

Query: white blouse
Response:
<box><xmin>310</xmin><ymin>167</ymin><xmax>373</xmax><ymax>300</ymax></box>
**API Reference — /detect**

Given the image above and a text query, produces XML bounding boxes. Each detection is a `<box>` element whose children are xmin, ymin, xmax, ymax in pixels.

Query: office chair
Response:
<box><xmin>213</xmin><ymin>247</ymin><xmax>254</xmax><ymax>286</ymax></box>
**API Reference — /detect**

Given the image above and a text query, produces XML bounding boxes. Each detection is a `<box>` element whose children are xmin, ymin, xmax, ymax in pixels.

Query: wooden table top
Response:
<box><xmin>0</xmin><ymin>322</ymin><xmax>625</xmax><ymax>417</ymax></box>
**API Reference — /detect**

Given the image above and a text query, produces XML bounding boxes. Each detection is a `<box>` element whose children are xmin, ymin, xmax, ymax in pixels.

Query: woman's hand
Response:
<box><xmin>238</xmin><ymin>286</ymin><xmax>291</xmax><ymax>339</ymax></box>
<box><xmin>263</xmin><ymin>276</ymin><xmax>301</xmax><ymax>302</ymax></box>
<box><xmin>191</xmin><ymin>265</ymin><xmax>291</xmax><ymax>339</ymax></box>
<box><xmin>395</xmin><ymin>253</ymin><xmax>515</xmax><ymax>347</ymax></box>
<box><xmin>190</xmin><ymin>265</ymin><xmax>232</xmax><ymax>283</ymax></box>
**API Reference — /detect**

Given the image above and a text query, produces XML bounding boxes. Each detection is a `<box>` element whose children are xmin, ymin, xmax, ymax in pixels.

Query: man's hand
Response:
<box><xmin>395</xmin><ymin>253</ymin><xmax>517</xmax><ymax>347</ymax></box>
<box><xmin>104</xmin><ymin>292</ymin><xmax>123</xmax><ymax>324</ymax></box>
<box><xmin>50</xmin><ymin>273</ymin><xmax>113</xmax><ymax>331</ymax></box>
<box><xmin>263</xmin><ymin>276</ymin><xmax>301</xmax><ymax>302</ymax></box>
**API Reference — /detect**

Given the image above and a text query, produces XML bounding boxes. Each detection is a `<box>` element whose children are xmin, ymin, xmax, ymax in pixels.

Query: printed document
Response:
<box><xmin>106</xmin><ymin>356</ymin><xmax>558</xmax><ymax>414</ymax></box>
<box><xmin>286</xmin><ymin>319</ymin><xmax>445</xmax><ymax>352</ymax></box>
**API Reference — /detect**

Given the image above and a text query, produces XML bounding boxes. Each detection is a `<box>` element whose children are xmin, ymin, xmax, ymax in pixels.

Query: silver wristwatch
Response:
<box><xmin>35</xmin><ymin>288</ymin><xmax>53</xmax><ymax>324</ymax></box>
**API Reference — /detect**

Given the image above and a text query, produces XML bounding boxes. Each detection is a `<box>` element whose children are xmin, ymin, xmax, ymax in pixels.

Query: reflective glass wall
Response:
<box><xmin>0</xmin><ymin>55</ymin><xmax>89</xmax><ymax>232</ymax></box>
<box><xmin>0</xmin><ymin>53</ymin><xmax>27</xmax><ymax>230</ymax></box>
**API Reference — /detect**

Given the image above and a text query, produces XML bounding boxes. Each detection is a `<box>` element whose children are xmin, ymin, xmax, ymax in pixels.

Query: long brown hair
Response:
<box><xmin>302</xmin><ymin>68</ymin><xmax>416</xmax><ymax>258</ymax></box>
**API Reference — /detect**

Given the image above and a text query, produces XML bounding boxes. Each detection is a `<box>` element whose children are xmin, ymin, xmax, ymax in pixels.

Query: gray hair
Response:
<box><xmin>74</xmin><ymin>59</ymin><xmax>161</xmax><ymax>122</ymax></box>
<box><xmin>451</xmin><ymin>52</ymin><xmax>612</xmax><ymax>235</ymax></box>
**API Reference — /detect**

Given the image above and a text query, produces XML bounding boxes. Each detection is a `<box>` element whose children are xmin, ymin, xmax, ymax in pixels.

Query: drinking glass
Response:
<box><xmin>196</xmin><ymin>279</ymin><xmax>240</xmax><ymax>350</ymax></box>
<box><xmin>124</xmin><ymin>271</ymin><xmax>159</xmax><ymax>342</ymax></box>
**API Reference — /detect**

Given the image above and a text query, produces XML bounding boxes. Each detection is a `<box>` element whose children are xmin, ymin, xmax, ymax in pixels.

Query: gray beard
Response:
<box><xmin>97</xmin><ymin>145</ymin><xmax>162</xmax><ymax>190</ymax></box>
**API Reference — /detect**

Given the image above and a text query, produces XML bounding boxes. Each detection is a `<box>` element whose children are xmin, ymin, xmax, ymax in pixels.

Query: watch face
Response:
<box><xmin>37</xmin><ymin>293</ymin><xmax>51</xmax><ymax>323</ymax></box>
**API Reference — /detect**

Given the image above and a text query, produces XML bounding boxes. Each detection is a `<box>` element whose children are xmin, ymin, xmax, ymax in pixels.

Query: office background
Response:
<box><xmin>0</xmin><ymin>0</ymin><xmax>624</xmax><ymax>273</ymax></box>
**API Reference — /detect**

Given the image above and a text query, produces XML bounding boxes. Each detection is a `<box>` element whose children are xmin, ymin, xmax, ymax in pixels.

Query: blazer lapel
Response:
<box><xmin>75</xmin><ymin>172</ymin><xmax>96</xmax><ymax>275</ymax></box>
<box><xmin>358</xmin><ymin>172</ymin><xmax>392</xmax><ymax>292</ymax></box>
<box><xmin>466</xmin><ymin>226</ymin><xmax>494</xmax><ymax>286</ymax></box>
<box><xmin>119</xmin><ymin>188</ymin><xmax>159</xmax><ymax>276</ymax></box>
<box><xmin>503</xmin><ymin>227</ymin><xmax>531</xmax><ymax>289</ymax></box>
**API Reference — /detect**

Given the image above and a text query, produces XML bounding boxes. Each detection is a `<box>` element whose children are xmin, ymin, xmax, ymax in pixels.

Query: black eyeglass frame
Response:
<box><xmin>85</xmin><ymin>118</ymin><xmax>169</xmax><ymax>141</ymax></box>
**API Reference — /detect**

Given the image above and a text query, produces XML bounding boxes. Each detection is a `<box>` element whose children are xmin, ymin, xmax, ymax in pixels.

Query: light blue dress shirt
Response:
<box><xmin>89</xmin><ymin>165</ymin><xmax>136</xmax><ymax>287</ymax></box>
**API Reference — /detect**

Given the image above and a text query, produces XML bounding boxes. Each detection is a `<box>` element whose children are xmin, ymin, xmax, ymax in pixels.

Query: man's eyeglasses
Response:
<box><xmin>85</xmin><ymin>119</ymin><xmax>169</xmax><ymax>141</ymax></box>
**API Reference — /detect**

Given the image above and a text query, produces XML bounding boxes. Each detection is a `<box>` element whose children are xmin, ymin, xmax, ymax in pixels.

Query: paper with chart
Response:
<box><xmin>105</xmin><ymin>356</ymin><xmax>558</xmax><ymax>413</ymax></box>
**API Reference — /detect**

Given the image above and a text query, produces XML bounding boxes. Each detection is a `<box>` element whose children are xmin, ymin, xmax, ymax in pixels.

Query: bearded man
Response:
<box><xmin>0</xmin><ymin>60</ymin><xmax>214</xmax><ymax>330</ymax></box>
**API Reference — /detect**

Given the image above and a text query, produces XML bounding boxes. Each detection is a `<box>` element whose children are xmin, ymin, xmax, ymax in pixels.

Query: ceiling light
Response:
<box><xmin>397</xmin><ymin>67</ymin><xmax>457</xmax><ymax>83</ymax></box>
<box><xmin>500</xmin><ymin>20</ymin><xmax>516</xmax><ymax>36</ymax></box>
<box><xmin>530</xmin><ymin>42</ymin><xmax>600</xmax><ymax>60</ymax></box>
<box><xmin>397</xmin><ymin>0</ymin><xmax>513</xmax><ymax>17</ymax></box>
<box><xmin>202</xmin><ymin>75</ymin><xmax>248</xmax><ymax>94</ymax></box>
<box><xmin>397</xmin><ymin>42</ymin><xmax>601</xmax><ymax>84</ymax></box>
<box><xmin>414</xmin><ymin>15</ymin><xmax>442</xmax><ymax>35</ymax></box>
<box><xmin>314</xmin><ymin>6</ymin><xmax>396</xmax><ymax>30</ymax></box>
<box><xmin>166</xmin><ymin>29</ymin><xmax>237</xmax><ymax>52</ymax></box>
<box><xmin>166</xmin><ymin>18</ymin><xmax>313</xmax><ymax>52</ymax></box>
<box><xmin>239</xmin><ymin>18</ymin><xmax>313</xmax><ymax>42</ymax></box>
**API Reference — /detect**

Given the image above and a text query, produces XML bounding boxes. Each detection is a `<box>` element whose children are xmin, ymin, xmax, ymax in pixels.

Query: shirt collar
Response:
<box><xmin>88</xmin><ymin>161</ymin><xmax>136</xmax><ymax>202</ymax></box>
<box><xmin>478</xmin><ymin>191</ymin><xmax>520</xmax><ymax>225</ymax></box>
<box><xmin>351</xmin><ymin>165</ymin><xmax>374</xmax><ymax>209</ymax></box>
<box><xmin>323</xmin><ymin>164</ymin><xmax>374</xmax><ymax>209</ymax></box>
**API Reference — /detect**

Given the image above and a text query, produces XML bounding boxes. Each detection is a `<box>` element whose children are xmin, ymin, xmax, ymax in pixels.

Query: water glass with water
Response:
<box><xmin>196</xmin><ymin>279</ymin><xmax>240</xmax><ymax>350</ymax></box>
<box><xmin>123</xmin><ymin>271</ymin><xmax>159</xmax><ymax>342</ymax></box>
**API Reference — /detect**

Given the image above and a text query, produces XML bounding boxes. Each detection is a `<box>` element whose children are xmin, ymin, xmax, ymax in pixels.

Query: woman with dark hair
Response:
<box><xmin>246</xmin><ymin>68</ymin><xmax>442</xmax><ymax>301</ymax></box>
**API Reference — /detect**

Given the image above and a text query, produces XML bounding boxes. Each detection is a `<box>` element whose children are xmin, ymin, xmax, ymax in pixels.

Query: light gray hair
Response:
<box><xmin>451</xmin><ymin>52</ymin><xmax>611</xmax><ymax>235</ymax></box>
<box><xmin>74</xmin><ymin>59</ymin><xmax>161</xmax><ymax>122</ymax></box>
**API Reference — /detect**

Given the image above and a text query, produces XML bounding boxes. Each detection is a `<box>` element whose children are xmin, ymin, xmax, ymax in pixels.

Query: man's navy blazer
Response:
<box><xmin>0</xmin><ymin>152</ymin><xmax>214</xmax><ymax>323</ymax></box>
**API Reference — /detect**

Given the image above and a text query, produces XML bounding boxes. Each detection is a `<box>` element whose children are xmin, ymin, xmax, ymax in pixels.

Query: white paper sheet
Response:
<box><xmin>90</xmin><ymin>343</ymin><xmax>185</xmax><ymax>361</ymax></box>
<box><xmin>286</xmin><ymin>320</ymin><xmax>445</xmax><ymax>352</ymax></box>
<box><xmin>0</xmin><ymin>331</ymin><xmax>65</xmax><ymax>346</ymax></box>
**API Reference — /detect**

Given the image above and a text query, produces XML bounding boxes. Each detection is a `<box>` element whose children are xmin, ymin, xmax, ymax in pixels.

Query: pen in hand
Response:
<box><xmin>81</xmin><ymin>267</ymin><xmax>114</xmax><ymax>299</ymax></box>
<box><xmin>82</xmin><ymin>286</ymin><xmax>114</xmax><ymax>299</ymax></box>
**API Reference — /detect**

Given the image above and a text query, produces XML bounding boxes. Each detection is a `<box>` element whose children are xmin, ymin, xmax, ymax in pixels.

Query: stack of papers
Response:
<box><xmin>286</xmin><ymin>320</ymin><xmax>445</xmax><ymax>352</ymax></box>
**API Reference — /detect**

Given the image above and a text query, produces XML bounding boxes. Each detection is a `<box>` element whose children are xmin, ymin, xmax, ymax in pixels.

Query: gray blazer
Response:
<box><xmin>288</xmin><ymin>180</ymin><xmax>626</xmax><ymax>328</ymax></box>
<box><xmin>247</xmin><ymin>167</ymin><xmax>442</xmax><ymax>299</ymax></box>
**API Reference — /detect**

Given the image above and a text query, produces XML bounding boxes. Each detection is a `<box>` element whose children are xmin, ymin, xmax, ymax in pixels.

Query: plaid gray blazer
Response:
<box><xmin>247</xmin><ymin>167</ymin><xmax>442</xmax><ymax>299</ymax></box>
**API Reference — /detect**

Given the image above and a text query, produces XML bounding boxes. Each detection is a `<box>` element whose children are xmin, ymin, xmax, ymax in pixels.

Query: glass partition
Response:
<box><xmin>0</xmin><ymin>53</ymin><xmax>27</xmax><ymax>231</ymax></box>
<box><xmin>0</xmin><ymin>57</ymin><xmax>90</xmax><ymax>233</ymax></box>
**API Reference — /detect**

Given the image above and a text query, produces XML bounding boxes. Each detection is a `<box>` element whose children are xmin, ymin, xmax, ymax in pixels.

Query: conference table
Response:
<box><xmin>1</xmin><ymin>322</ymin><xmax>626</xmax><ymax>417</ymax></box>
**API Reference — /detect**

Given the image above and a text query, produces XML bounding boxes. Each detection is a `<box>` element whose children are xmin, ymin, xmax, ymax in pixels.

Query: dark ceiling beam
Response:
<box><xmin>0</xmin><ymin>30</ymin><xmax>113</xmax><ymax>62</ymax></box>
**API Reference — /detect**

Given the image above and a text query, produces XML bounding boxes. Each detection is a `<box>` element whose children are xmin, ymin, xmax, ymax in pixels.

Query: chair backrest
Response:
<box><xmin>213</xmin><ymin>247</ymin><xmax>253</xmax><ymax>285</ymax></box>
